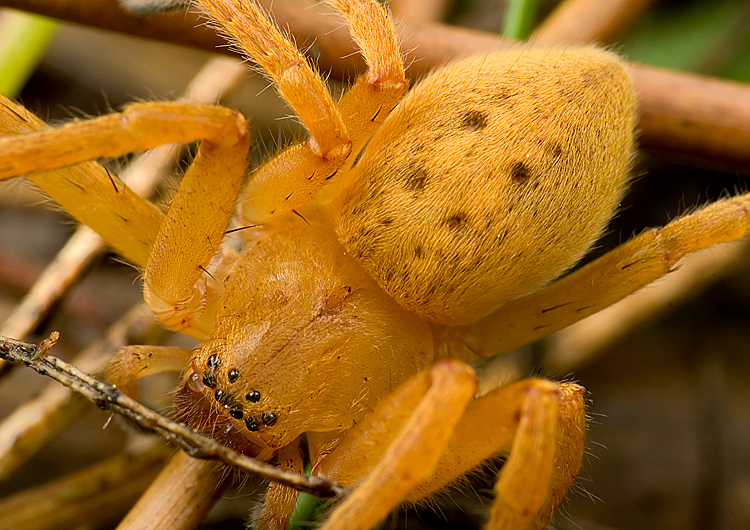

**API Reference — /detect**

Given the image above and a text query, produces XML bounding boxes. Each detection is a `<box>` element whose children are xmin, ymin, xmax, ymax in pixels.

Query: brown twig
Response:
<box><xmin>2</xmin><ymin>0</ymin><xmax>750</xmax><ymax>169</ymax></box>
<box><xmin>0</xmin><ymin>0</ymin><xmax>516</xmax><ymax>78</ymax></box>
<box><xmin>0</xmin><ymin>0</ymin><xmax>222</xmax><ymax>55</ymax></box>
<box><xmin>0</xmin><ymin>444</ymin><xmax>167</xmax><ymax>530</ymax></box>
<box><xmin>630</xmin><ymin>63</ymin><xmax>750</xmax><ymax>170</ymax></box>
<box><xmin>389</xmin><ymin>0</ymin><xmax>449</xmax><ymax>23</ymax></box>
<box><xmin>532</xmin><ymin>0</ymin><xmax>657</xmax><ymax>45</ymax></box>
<box><xmin>0</xmin><ymin>304</ymin><xmax>160</xmax><ymax>481</ymax></box>
<box><xmin>116</xmin><ymin>451</ymin><xmax>228</xmax><ymax>530</ymax></box>
<box><xmin>0</xmin><ymin>332</ymin><xmax>348</xmax><ymax>499</ymax></box>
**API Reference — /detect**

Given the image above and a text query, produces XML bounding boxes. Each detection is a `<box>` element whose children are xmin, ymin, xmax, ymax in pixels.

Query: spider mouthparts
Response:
<box><xmin>185</xmin><ymin>367</ymin><xmax>205</xmax><ymax>393</ymax></box>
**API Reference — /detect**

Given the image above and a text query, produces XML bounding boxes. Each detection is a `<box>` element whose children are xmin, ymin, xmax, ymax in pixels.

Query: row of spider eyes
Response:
<box><xmin>202</xmin><ymin>353</ymin><xmax>277</xmax><ymax>431</ymax></box>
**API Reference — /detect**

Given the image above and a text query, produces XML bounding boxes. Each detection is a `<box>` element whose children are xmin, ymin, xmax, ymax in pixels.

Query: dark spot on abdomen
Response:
<box><xmin>402</xmin><ymin>163</ymin><xmax>428</xmax><ymax>193</ymax></box>
<box><xmin>510</xmin><ymin>161</ymin><xmax>532</xmax><ymax>184</ymax></box>
<box><xmin>545</xmin><ymin>141</ymin><xmax>564</xmax><ymax>158</ymax></box>
<box><xmin>461</xmin><ymin>110</ymin><xmax>488</xmax><ymax>131</ymax></box>
<box><xmin>442</xmin><ymin>212</ymin><xmax>468</xmax><ymax>231</ymax></box>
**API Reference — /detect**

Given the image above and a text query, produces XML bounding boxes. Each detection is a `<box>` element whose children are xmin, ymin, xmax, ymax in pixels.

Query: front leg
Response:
<box><xmin>106</xmin><ymin>345</ymin><xmax>193</xmax><ymax>398</ymax></box>
<box><xmin>313</xmin><ymin>360</ymin><xmax>477</xmax><ymax>530</ymax></box>
<box><xmin>313</xmin><ymin>362</ymin><xmax>585</xmax><ymax>530</ymax></box>
<box><xmin>0</xmin><ymin>99</ymin><xmax>250</xmax><ymax>337</ymax></box>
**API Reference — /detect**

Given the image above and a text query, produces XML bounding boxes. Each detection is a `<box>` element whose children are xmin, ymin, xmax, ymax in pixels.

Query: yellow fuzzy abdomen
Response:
<box><xmin>335</xmin><ymin>48</ymin><xmax>637</xmax><ymax>325</ymax></box>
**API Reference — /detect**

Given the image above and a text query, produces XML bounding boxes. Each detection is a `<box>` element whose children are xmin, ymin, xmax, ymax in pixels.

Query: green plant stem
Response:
<box><xmin>502</xmin><ymin>0</ymin><xmax>539</xmax><ymax>40</ymax></box>
<box><xmin>289</xmin><ymin>491</ymin><xmax>323</xmax><ymax>529</ymax></box>
<box><xmin>0</xmin><ymin>9</ymin><xmax>58</xmax><ymax>98</ymax></box>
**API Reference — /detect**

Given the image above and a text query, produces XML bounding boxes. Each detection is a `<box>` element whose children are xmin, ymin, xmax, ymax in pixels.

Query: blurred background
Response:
<box><xmin>1</xmin><ymin>0</ymin><xmax>750</xmax><ymax>529</ymax></box>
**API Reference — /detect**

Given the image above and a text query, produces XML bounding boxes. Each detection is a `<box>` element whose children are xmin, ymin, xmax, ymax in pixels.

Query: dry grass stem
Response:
<box><xmin>0</xmin><ymin>444</ymin><xmax>167</xmax><ymax>530</ymax></box>
<box><xmin>532</xmin><ymin>0</ymin><xmax>657</xmax><ymax>45</ymax></box>
<box><xmin>2</xmin><ymin>0</ymin><xmax>749</xmax><ymax>168</ymax></box>
<box><xmin>0</xmin><ymin>305</ymin><xmax>159</xmax><ymax>481</ymax></box>
<box><xmin>116</xmin><ymin>451</ymin><xmax>227</xmax><ymax>530</ymax></box>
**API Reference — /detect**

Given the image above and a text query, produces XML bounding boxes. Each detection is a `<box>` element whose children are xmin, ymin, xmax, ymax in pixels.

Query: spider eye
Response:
<box><xmin>228</xmin><ymin>368</ymin><xmax>239</xmax><ymax>383</ymax></box>
<box><xmin>245</xmin><ymin>417</ymin><xmax>259</xmax><ymax>431</ymax></box>
<box><xmin>214</xmin><ymin>389</ymin><xmax>229</xmax><ymax>404</ymax></box>
<box><xmin>202</xmin><ymin>373</ymin><xmax>217</xmax><ymax>388</ymax></box>
<box><xmin>206</xmin><ymin>354</ymin><xmax>218</xmax><ymax>369</ymax></box>
<box><xmin>261</xmin><ymin>412</ymin><xmax>277</xmax><ymax>426</ymax></box>
<box><xmin>229</xmin><ymin>407</ymin><xmax>243</xmax><ymax>419</ymax></box>
<box><xmin>246</xmin><ymin>390</ymin><xmax>261</xmax><ymax>402</ymax></box>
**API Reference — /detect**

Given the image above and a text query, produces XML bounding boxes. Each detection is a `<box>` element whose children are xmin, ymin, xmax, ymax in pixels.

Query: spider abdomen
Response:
<box><xmin>335</xmin><ymin>48</ymin><xmax>637</xmax><ymax>325</ymax></box>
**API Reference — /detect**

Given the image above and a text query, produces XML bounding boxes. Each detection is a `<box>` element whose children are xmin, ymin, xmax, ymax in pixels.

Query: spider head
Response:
<box><xmin>175</xmin><ymin>348</ymin><xmax>285</xmax><ymax>460</ymax></box>
<box><xmin>174</xmin><ymin>223</ymin><xmax>435</xmax><ymax>458</ymax></box>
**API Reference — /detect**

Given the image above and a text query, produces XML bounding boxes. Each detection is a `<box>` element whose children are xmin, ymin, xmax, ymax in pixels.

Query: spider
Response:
<box><xmin>1</xmin><ymin>0</ymin><xmax>749</xmax><ymax>529</ymax></box>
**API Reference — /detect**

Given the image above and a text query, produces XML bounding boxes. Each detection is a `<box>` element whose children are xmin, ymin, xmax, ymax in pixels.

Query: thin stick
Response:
<box><xmin>0</xmin><ymin>445</ymin><xmax>167</xmax><ymax>530</ymax></box>
<box><xmin>2</xmin><ymin>0</ymin><xmax>750</xmax><ymax>168</ymax></box>
<box><xmin>0</xmin><ymin>332</ymin><xmax>347</xmax><ymax>500</ymax></box>
<box><xmin>0</xmin><ymin>305</ymin><xmax>160</xmax><ymax>481</ymax></box>
<box><xmin>532</xmin><ymin>0</ymin><xmax>657</xmax><ymax>45</ymax></box>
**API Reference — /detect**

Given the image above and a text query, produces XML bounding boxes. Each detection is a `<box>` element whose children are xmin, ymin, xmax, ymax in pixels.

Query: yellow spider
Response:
<box><xmin>0</xmin><ymin>1</ymin><xmax>749</xmax><ymax>529</ymax></box>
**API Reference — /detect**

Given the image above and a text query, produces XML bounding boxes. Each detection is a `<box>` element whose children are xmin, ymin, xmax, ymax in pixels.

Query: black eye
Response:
<box><xmin>202</xmin><ymin>373</ymin><xmax>216</xmax><ymax>388</ymax></box>
<box><xmin>245</xmin><ymin>417</ymin><xmax>259</xmax><ymax>431</ymax></box>
<box><xmin>229</xmin><ymin>407</ymin><xmax>243</xmax><ymax>419</ymax></box>
<box><xmin>261</xmin><ymin>412</ymin><xmax>277</xmax><ymax>426</ymax></box>
<box><xmin>207</xmin><ymin>354</ymin><xmax>218</xmax><ymax>369</ymax></box>
<box><xmin>245</xmin><ymin>390</ymin><xmax>261</xmax><ymax>403</ymax></box>
<box><xmin>228</xmin><ymin>368</ymin><xmax>239</xmax><ymax>383</ymax></box>
<box><xmin>214</xmin><ymin>389</ymin><xmax>228</xmax><ymax>404</ymax></box>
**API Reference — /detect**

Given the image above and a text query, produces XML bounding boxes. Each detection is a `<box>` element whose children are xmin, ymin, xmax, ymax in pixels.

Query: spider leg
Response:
<box><xmin>435</xmin><ymin>380</ymin><xmax>585</xmax><ymax>530</ymax></box>
<box><xmin>312</xmin><ymin>360</ymin><xmax>476</xmax><ymax>530</ymax></box>
<box><xmin>313</xmin><ymin>362</ymin><xmax>585</xmax><ymax>530</ymax></box>
<box><xmin>0</xmin><ymin>99</ymin><xmax>250</xmax><ymax>336</ymax></box>
<box><xmin>317</xmin><ymin>0</ymin><xmax>408</xmax><ymax>156</ymax></box>
<box><xmin>255</xmin><ymin>441</ymin><xmax>304</xmax><ymax>530</ymax></box>
<box><xmin>106</xmin><ymin>346</ymin><xmax>192</xmax><ymax>399</ymax></box>
<box><xmin>0</xmin><ymin>94</ymin><xmax>162</xmax><ymax>267</ymax></box>
<box><xmin>198</xmin><ymin>0</ymin><xmax>407</xmax><ymax>224</ymax></box>
<box><xmin>312</xmin><ymin>361</ymin><xmax>583</xmax><ymax>530</ymax></box>
<box><xmin>464</xmin><ymin>191</ymin><xmax>750</xmax><ymax>356</ymax></box>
